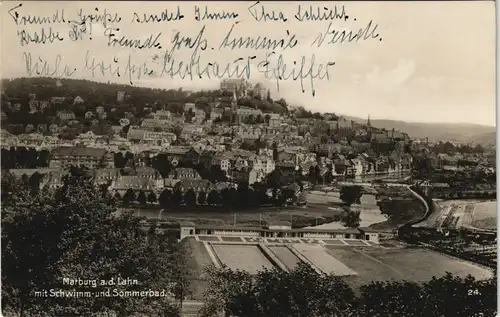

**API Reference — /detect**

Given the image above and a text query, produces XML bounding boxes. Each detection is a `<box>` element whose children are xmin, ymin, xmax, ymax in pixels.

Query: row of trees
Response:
<box><xmin>1</xmin><ymin>168</ymin><xmax>190</xmax><ymax>317</ymax></box>
<box><xmin>119</xmin><ymin>183</ymin><xmax>299</xmax><ymax>209</ymax></box>
<box><xmin>1</xmin><ymin>147</ymin><xmax>50</xmax><ymax>169</ymax></box>
<box><xmin>200</xmin><ymin>263</ymin><xmax>496</xmax><ymax>317</ymax></box>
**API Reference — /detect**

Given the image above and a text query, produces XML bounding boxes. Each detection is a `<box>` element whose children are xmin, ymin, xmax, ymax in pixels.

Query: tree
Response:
<box><xmin>308</xmin><ymin>165</ymin><xmax>321</xmax><ymax>185</ymax></box>
<box><xmin>122</xmin><ymin>188</ymin><xmax>136</xmax><ymax>205</ymax></box>
<box><xmin>341</xmin><ymin>207</ymin><xmax>361</xmax><ymax>228</ymax></box>
<box><xmin>201</xmin><ymin>262</ymin><xmax>357</xmax><ymax>317</ymax></box>
<box><xmin>184</xmin><ymin>189</ymin><xmax>197</xmax><ymax>207</ymax></box>
<box><xmin>1</xmin><ymin>167</ymin><xmax>182</xmax><ymax>317</ymax></box>
<box><xmin>37</xmin><ymin>149</ymin><xmax>50</xmax><ymax>167</ymax></box>
<box><xmin>137</xmin><ymin>190</ymin><xmax>147</xmax><ymax>205</ymax></box>
<box><xmin>266</xmin><ymin>90</ymin><xmax>272</xmax><ymax>102</ymax></box>
<box><xmin>147</xmin><ymin>191</ymin><xmax>157</xmax><ymax>205</ymax></box>
<box><xmin>201</xmin><ymin>262</ymin><xmax>496</xmax><ymax>317</ymax></box>
<box><xmin>159</xmin><ymin>189</ymin><xmax>173</xmax><ymax>208</ymax></box>
<box><xmin>264</xmin><ymin>114</ymin><xmax>271</xmax><ymax>125</ymax></box>
<box><xmin>207</xmin><ymin>190</ymin><xmax>221</xmax><ymax>206</ymax></box>
<box><xmin>114</xmin><ymin>152</ymin><xmax>126</xmax><ymax>168</ymax></box>
<box><xmin>340</xmin><ymin>185</ymin><xmax>363</xmax><ymax>206</ymax></box>
<box><xmin>172</xmin><ymin>188</ymin><xmax>183</xmax><ymax>206</ymax></box>
<box><xmin>255</xmin><ymin>114</ymin><xmax>264</xmax><ymax>124</ymax></box>
<box><xmin>152</xmin><ymin>154</ymin><xmax>174</xmax><ymax>177</ymax></box>
<box><xmin>197</xmin><ymin>191</ymin><xmax>207</xmax><ymax>206</ymax></box>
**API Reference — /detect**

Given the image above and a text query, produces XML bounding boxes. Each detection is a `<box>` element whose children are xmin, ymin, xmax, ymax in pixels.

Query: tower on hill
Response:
<box><xmin>231</xmin><ymin>87</ymin><xmax>238</xmax><ymax>109</ymax></box>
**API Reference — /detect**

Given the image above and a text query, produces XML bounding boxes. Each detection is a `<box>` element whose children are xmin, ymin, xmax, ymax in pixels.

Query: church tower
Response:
<box><xmin>231</xmin><ymin>87</ymin><xmax>237</xmax><ymax>109</ymax></box>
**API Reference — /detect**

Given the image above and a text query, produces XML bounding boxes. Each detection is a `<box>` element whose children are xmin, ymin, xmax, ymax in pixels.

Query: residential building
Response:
<box><xmin>233</xmin><ymin>167</ymin><xmax>258</xmax><ymax>184</ymax></box>
<box><xmin>193</xmin><ymin>108</ymin><xmax>206</xmax><ymax>124</ymax></box>
<box><xmin>93</xmin><ymin>168</ymin><xmax>121</xmax><ymax>185</ymax></box>
<box><xmin>184</xmin><ymin>103</ymin><xmax>196</xmax><ymax>112</ymax></box>
<box><xmin>140</xmin><ymin>118</ymin><xmax>170</xmax><ymax>131</ymax></box>
<box><xmin>110</xmin><ymin>176</ymin><xmax>162</xmax><ymax>195</ymax></box>
<box><xmin>154</xmin><ymin>110</ymin><xmax>172</xmax><ymax>120</ymax></box>
<box><xmin>235</xmin><ymin>107</ymin><xmax>263</xmax><ymax>124</ymax></box>
<box><xmin>210</xmin><ymin>109</ymin><xmax>223</xmax><ymax>121</ymax></box>
<box><xmin>49</xmin><ymin>147</ymin><xmax>114</xmax><ymax>169</ymax></box>
<box><xmin>51</xmin><ymin>96</ymin><xmax>66</xmax><ymax>104</ymax></box>
<box><xmin>73</xmin><ymin>96</ymin><xmax>84</xmax><ymax>105</ymax></box>
<box><xmin>127</xmin><ymin>127</ymin><xmax>147</xmax><ymax>143</ymax></box>
<box><xmin>268</xmin><ymin>113</ymin><xmax>282</xmax><ymax>127</ymax></box>
<box><xmin>175</xmin><ymin>179</ymin><xmax>214</xmax><ymax>195</ymax></box>
<box><xmin>143</xmin><ymin>131</ymin><xmax>177</xmax><ymax>145</ymax></box>
<box><xmin>135</xmin><ymin>166</ymin><xmax>159</xmax><ymax>179</ymax></box>
<box><xmin>211</xmin><ymin>155</ymin><xmax>231</xmax><ymax>172</ymax></box>
<box><xmin>57</xmin><ymin>110</ymin><xmax>76</xmax><ymax>121</ymax></box>
<box><xmin>169</xmin><ymin>168</ymin><xmax>201</xmax><ymax>180</ymax></box>
<box><xmin>117</xmin><ymin>91</ymin><xmax>126</xmax><ymax>103</ymax></box>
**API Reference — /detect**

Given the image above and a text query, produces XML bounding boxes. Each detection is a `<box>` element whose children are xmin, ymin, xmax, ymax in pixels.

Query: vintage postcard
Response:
<box><xmin>0</xmin><ymin>1</ymin><xmax>496</xmax><ymax>317</ymax></box>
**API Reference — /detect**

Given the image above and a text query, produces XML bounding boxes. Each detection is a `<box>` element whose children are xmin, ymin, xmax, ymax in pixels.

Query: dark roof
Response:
<box><xmin>183</xmin><ymin>223</ymin><xmax>363</xmax><ymax>234</ymax></box>
<box><xmin>267</xmin><ymin>221</ymin><xmax>291</xmax><ymax>226</ymax></box>
<box><xmin>358</xmin><ymin>227</ymin><xmax>395</xmax><ymax>233</ymax></box>
<box><xmin>52</xmin><ymin>146</ymin><xmax>107</xmax><ymax>157</ymax></box>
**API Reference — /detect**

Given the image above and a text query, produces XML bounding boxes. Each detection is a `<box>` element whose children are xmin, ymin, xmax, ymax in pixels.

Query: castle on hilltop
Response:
<box><xmin>220</xmin><ymin>79</ymin><xmax>268</xmax><ymax>100</ymax></box>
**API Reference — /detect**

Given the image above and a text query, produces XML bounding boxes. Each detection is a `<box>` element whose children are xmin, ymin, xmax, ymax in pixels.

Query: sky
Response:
<box><xmin>1</xmin><ymin>1</ymin><xmax>496</xmax><ymax>126</ymax></box>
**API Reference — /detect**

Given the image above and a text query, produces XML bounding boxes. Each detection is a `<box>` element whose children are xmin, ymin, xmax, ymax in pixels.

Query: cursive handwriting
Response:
<box><xmin>257</xmin><ymin>52</ymin><xmax>333</xmax><ymax>96</ymax></box>
<box><xmin>194</xmin><ymin>5</ymin><xmax>239</xmax><ymax>21</ymax></box>
<box><xmin>159</xmin><ymin>51</ymin><xmax>253</xmax><ymax>80</ymax></box>
<box><xmin>77</xmin><ymin>7</ymin><xmax>121</xmax><ymax>28</ymax></box>
<box><xmin>311</xmin><ymin>20</ymin><xmax>381</xmax><ymax>47</ymax></box>
<box><xmin>68</xmin><ymin>20</ymin><xmax>91</xmax><ymax>41</ymax></box>
<box><xmin>294</xmin><ymin>5</ymin><xmax>349</xmax><ymax>22</ymax></box>
<box><xmin>82</xmin><ymin>51</ymin><xmax>155</xmax><ymax>85</ymax></box>
<box><xmin>17</xmin><ymin>28</ymin><xmax>64</xmax><ymax>46</ymax></box>
<box><xmin>170</xmin><ymin>26</ymin><xmax>208</xmax><ymax>61</ymax></box>
<box><xmin>8</xmin><ymin>3</ymin><xmax>66</xmax><ymax>25</ymax></box>
<box><xmin>22</xmin><ymin>53</ymin><xmax>76</xmax><ymax>78</ymax></box>
<box><xmin>220</xmin><ymin>25</ymin><xmax>298</xmax><ymax>51</ymax></box>
<box><xmin>248</xmin><ymin>1</ymin><xmax>288</xmax><ymax>22</ymax></box>
<box><xmin>132</xmin><ymin>7</ymin><xmax>184</xmax><ymax>23</ymax></box>
<box><xmin>104</xmin><ymin>28</ymin><xmax>163</xmax><ymax>50</ymax></box>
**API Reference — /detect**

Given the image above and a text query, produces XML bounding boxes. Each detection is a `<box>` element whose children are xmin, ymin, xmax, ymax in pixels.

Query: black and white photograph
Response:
<box><xmin>0</xmin><ymin>1</ymin><xmax>497</xmax><ymax>316</ymax></box>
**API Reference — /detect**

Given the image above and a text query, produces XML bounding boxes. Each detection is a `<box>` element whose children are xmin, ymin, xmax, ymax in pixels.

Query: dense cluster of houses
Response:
<box><xmin>3</xmin><ymin>80</ymin><xmax>494</xmax><ymax>200</ymax></box>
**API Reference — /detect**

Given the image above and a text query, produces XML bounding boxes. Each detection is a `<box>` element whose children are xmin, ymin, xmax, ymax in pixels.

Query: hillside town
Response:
<box><xmin>1</xmin><ymin>78</ymin><xmax>497</xmax><ymax>317</ymax></box>
<box><xmin>1</xmin><ymin>78</ymin><xmax>495</xmax><ymax>206</ymax></box>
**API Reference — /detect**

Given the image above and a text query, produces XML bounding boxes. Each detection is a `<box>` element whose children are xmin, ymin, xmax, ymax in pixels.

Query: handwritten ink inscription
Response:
<box><xmin>22</xmin><ymin>52</ymin><xmax>76</xmax><ymax>78</ymax></box>
<box><xmin>194</xmin><ymin>5</ymin><xmax>239</xmax><ymax>21</ymax></box>
<box><xmin>248</xmin><ymin>1</ymin><xmax>288</xmax><ymax>22</ymax></box>
<box><xmin>9</xmin><ymin>2</ymin><xmax>383</xmax><ymax>97</ymax></box>
<box><xmin>132</xmin><ymin>7</ymin><xmax>184</xmax><ymax>23</ymax></box>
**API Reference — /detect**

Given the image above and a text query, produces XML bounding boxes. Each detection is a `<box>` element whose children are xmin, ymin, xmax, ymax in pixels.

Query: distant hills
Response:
<box><xmin>343</xmin><ymin>116</ymin><xmax>495</xmax><ymax>144</ymax></box>
<box><xmin>2</xmin><ymin>77</ymin><xmax>495</xmax><ymax>144</ymax></box>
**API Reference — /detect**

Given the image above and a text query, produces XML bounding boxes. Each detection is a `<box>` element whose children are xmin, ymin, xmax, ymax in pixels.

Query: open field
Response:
<box><xmin>211</xmin><ymin>244</ymin><xmax>275</xmax><ymax>274</ymax></box>
<box><xmin>292</xmin><ymin>244</ymin><xmax>358</xmax><ymax>276</ymax></box>
<box><xmin>470</xmin><ymin>200</ymin><xmax>496</xmax><ymax>230</ymax></box>
<box><xmin>414</xmin><ymin>199</ymin><xmax>496</xmax><ymax>231</ymax></box>
<box><xmin>268</xmin><ymin>246</ymin><xmax>302</xmax><ymax>271</ymax></box>
<box><xmin>325</xmin><ymin>245</ymin><xmax>494</xmax><ymax>288</ymax></box>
